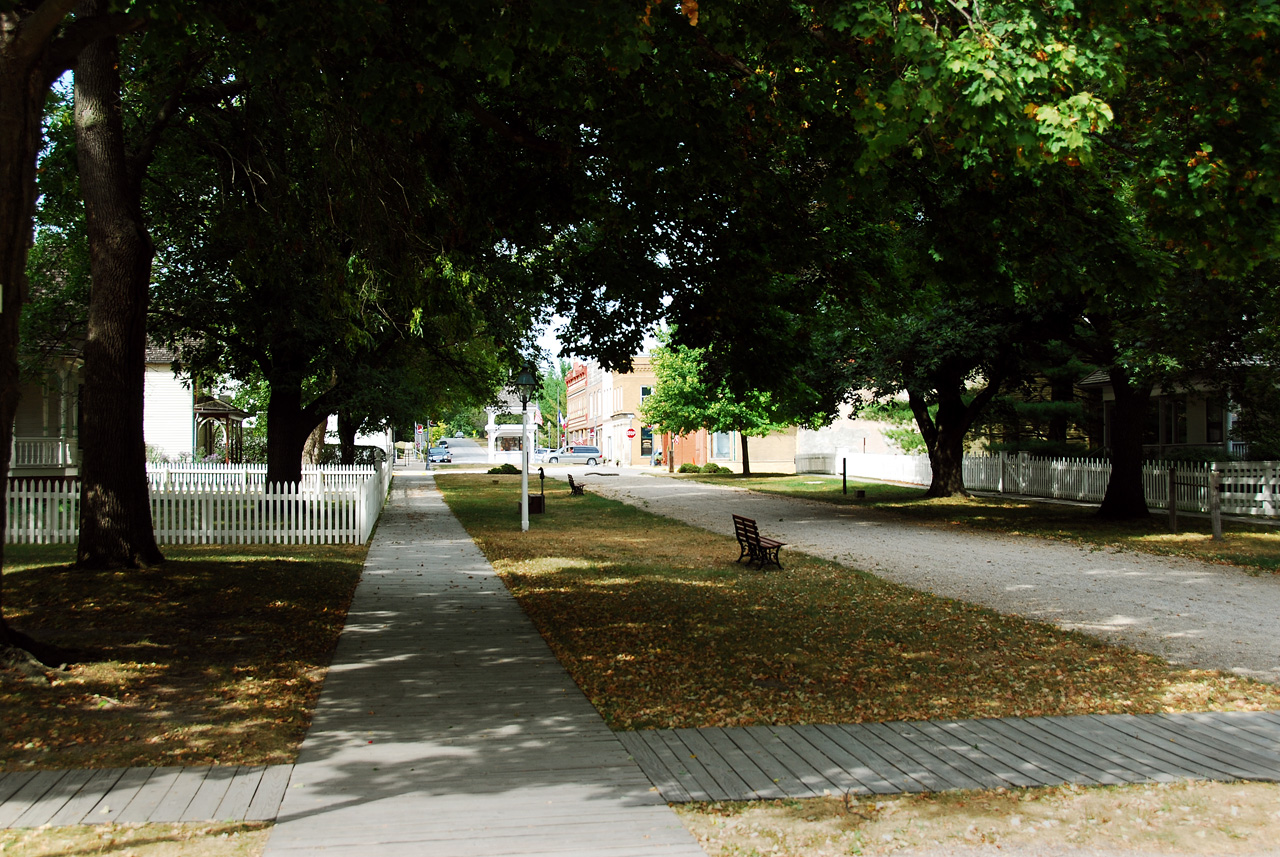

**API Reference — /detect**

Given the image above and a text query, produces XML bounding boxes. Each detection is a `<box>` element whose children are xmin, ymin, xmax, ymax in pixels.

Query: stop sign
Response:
<box><xmin>626</xmin><ymin>428</ymin><xmax>637</xmax><ymax>439</ymax></box>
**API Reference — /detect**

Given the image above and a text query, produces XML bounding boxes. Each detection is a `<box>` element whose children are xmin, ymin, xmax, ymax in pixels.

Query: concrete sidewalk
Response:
<box><xmin>262</xmin><ymin>473</ymin><xmax>704</xmax><ymax>856</ymax></box>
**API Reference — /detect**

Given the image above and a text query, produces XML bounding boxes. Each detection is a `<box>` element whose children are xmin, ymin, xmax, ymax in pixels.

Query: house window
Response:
<box><xmin>640</xmin><ymin>386</ymin><xmax>652</xmax><ymax>401</ymax></box>
<box><xmin>640</xmin><ymin>426</ymin><xmax>653</xmax><ymax>456</ymax></box>
<box><xmin>713</xmin><ymin>431</ymin><xmax>733</xmax><ymax>459</ymax></box>
<box><xmin>1162</xmin><ymin>398</ymin><xmax>1187</xmax><ymax>445</ymax></box>
<box><xmin>1206</xmin><ymin>399</ymin><xmax>1224</xmax><ymax>444</ymax></box>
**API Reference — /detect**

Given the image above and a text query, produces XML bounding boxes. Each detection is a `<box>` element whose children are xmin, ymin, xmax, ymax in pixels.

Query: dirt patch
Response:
<box><xmin>676</xmin><ymin>780</ymin><xmax>1280</xmax><ymax>856</ymax></box>
<box><xmin>0</xmin><ymin>822</ymin><xmax>269</xmax><ymax>857</ymax></box>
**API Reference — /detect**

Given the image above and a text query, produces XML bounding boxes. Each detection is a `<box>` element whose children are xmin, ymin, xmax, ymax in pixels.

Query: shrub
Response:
<box><xmin>702</xmin><ymin>463</ymin><xmax>731</xmax><ymax>474</ymax></box>
<box><xmin>487</xmin><ymin>463</ymin><xmax>521</xmax><ymax>475</ymax></box>
<box><xmin>677</xmin><ymin>463</ymin><xmax>701</xmax><ymax>473</ymax></box>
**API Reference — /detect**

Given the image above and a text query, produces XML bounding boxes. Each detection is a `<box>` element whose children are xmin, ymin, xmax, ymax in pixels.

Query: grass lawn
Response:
<box><xmin>676</xmin><ymin>471</ymin><xmax>1280</xmax><ymax>573</ymax></box>
<box><xmin>438</xmin><ymin>473</ymin><xmax>1280</xmax><ymax>855</ymax></box>
<box><xmin>1</xmin><ymin>542</ymin><xmax>365</xmax><ymax>771</ymax></box>
<box><xmin>437</xmin><ymin>474</ymin><xmax>1280</xmax><ymax>730</ymax></box>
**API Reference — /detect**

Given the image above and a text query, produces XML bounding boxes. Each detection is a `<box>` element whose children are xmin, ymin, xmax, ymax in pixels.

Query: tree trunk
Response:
<box><xmin>1</xmin><ymin>0</ymin><xmax>86</xmax><ymax>652</ymax></box>
<box><xmin>74</xmin><ymin>12</ymin><xmax>164</xmax><ymax>569</ymax></box>
<box><xmin>911</xmin><ymin>380</ymin><xmax>1002</xmax><ymax>498</ymax></box>
<box><xmin>1098</xmin><ymin>366</ymin><xmax>1153</xmax><ymax>520</ymax></box>
<box><xmin>264</xmin><ymin>374</ymin><xmax>331</xmax><ymax>485</ymax></box>
<box><xmin>337</xmin><ymin>411</ymin><xmax>358</xmax><ymax>465</ymax></box>
<box><xmin>1048</xmin><ymin>375</ymin><xmax>1074</xmax><ymax>446</ymax></box>
<box><xmin>301</xmin><ymin>418</ymin><xmax>327</xmax><ymax>465</ymax></box>
<box><xmin>921</xmin><ymin>392</ymin><xmax>969</xmax><ymax>497</ymax></box>
<box><xmin>739</xmin><ymin>431</ymin><xmax>751</xmax><ymax>476</ymax></box>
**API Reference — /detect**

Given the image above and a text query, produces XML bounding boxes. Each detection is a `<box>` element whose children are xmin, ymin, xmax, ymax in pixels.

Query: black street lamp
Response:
<box><xmin>512</xmin><ymin>360</ymin><xmax>540</xmax><ymax>531</ymax></box>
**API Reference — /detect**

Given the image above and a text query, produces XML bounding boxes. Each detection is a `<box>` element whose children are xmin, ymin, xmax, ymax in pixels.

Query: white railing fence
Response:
<box><xmin>11</xmin><ymin>436</ymin><xmax>78</xmax><ymax>469</ymax></box>
<box><xmin>6</xmin><ymin>462</ymin><xmax>392</xmax><ymax>545</ymax></box>
<box><xmin>806</xmin><ymin>450</ymin><xmax>1280</xmax><ymax>518</ymax></box>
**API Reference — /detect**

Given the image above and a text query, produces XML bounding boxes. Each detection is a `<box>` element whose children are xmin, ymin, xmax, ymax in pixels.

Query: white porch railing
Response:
<box><xmin>11</xmin><ymin>436</ymin><xmax>77</xmax><ymax>469</ymax></box>
<box><xmin>809</xmin><ymin>451</ymin><xmax>1280</xmax><ymax>518</ymax></box>
<box><xmin>6</xmin><ymin>462</ymin><xmax>392</xmax><ymax>545</ymax></box>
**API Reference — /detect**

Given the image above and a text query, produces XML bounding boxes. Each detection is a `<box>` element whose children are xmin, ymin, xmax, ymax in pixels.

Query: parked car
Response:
<box><xmin>546</xmin><ymin>445</ymin><xmax>601</xmax><ymax>465</ymax></box>
<box><xmin>427</xmin><ymin>446</ymin><xmax>452</xmax><ymax>463</ymax></box>
<box><xmin>532</xmin><ymin>447</ymin><xmax>551</xmax><ymax>463</ymax></box>
<box><xmin>439</xmin><ymin>439</ymin><xmax>448</xmax><ymax>447</ymax></box>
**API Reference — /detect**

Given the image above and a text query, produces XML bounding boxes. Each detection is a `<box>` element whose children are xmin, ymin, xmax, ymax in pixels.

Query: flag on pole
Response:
<box><xmin>558</xmin><ymin>409</ymin><xmax>566</xmax><ymax>427</ymax></box>
<box><xmin>532</xmin><ymin>405</ymin><xmax>544</xmax><ymax>426</ymax></box>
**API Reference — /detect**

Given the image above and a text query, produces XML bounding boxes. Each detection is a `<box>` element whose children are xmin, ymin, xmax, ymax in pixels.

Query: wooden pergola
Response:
<box><xmin>193</xmin><ymin>397</ymin><xmax>250</xmax><ymax>463</ymax></box>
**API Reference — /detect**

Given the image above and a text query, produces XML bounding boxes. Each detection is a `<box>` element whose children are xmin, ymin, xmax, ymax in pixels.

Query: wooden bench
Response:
<box><xmin>732</xmin><ymin>514</ymin><xmax>784</xmax><ymax>569</ymax></box>
<box><xmin>567</xmin><ymin>474</ymin><xmax>586</xmax><ymax>496</ymax></box>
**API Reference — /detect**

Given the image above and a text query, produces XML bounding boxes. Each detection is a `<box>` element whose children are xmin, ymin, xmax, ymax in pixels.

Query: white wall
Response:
<box><xmin>143</xmin><ymin>365</ymin><xmax>194</xmax><ymax>459</ymax></box>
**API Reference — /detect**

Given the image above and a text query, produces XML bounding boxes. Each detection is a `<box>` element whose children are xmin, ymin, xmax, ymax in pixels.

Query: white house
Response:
<box><xmin>11</xmin><ymin>345</ymin><xmax>225</xmax><ymax>476</ymax></box>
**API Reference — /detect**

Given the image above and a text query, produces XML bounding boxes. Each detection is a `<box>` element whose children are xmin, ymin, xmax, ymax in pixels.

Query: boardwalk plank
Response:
<box><xmin>1013</xmin><ymin>718</ymin><xmax>1148</xmax><ymax>784</ymax></box>
<box><xmin>618</xmin><ymin>732</ymin><xmax>706</xmax><ymax>803</ymax></box>
<box><xmin>743</xmin><ymin>726</ymin><xmax>846</xmax><ymax>797</ymax></box>
<box><xmin>908</xmin><ymin>721</ymin><xmax>1037</xmax><ymax>789</ymax></box>
<box><xmin>980</xmin><ymin>719</ymin><xmax>1123</xmax><ymax>785</ymax></box>
<box><xmin>114</xmin><ymin>768</ymin><xmax>182</xmax><ymax>824</ymax></box>
<box><xmin>90</xmin><ymin>767</ymin><xmax>157</xmax><ymax>824</ymax></box>
<box><xmin>1027</xmin><ymin>717</ymin><xmax>1182</xmax><ymax>783</ymax></box>
<box><xmin>216</xmin><ymin>767</ymin><xmax>266</xmax><ymax>820</ymax></box>
<box><xmin>12</xmin><ymin>769</ymin><xmax>94</xmax><ymax>828</ymax></box>
<box><xmin>688</xmin><ymin>728</ymin><xmax>783</xmax><ymax>800</ymax></box>
<box><xmin>931</xmin><ymin>721</ymin><xmax>1060</xmax><ymax>788</ymax></box>
<box><xmin>671</xmin><ymin>729</ymin><xmax>754</xmax><ymax>798</ymax></box>
<box><xmin>862</xmin><ymin>722</ymin><xmax>985</xmax><ymax>791</ymax></box>
<box><xmin>1153</xmin><ymin>715</ymin><xmax>1280</xmax><ymax>777</ymax></box>
<box><xmin>769</xmin><ymin>726</ymin><xmax>876</xmax><ymax>796</ymax></box>
<box><xmin>818</xmin><ymin>724</ymin><xmax>932</xmax><ymax>793</ymax></box>
<box><xmin>0</xmin><ymin>771</ymin><xmax>66</xmax><ymax>828</ymax></box>
<box><xmin>245</xmin><ymin>766</ymin><xmax>294</xmax><ymax>821</ymax></box>
<box><xmin>1120</xmin><ymin>717</ymin><xmax>1267</xmax><ymax>780</ymax></box>
<box><xmin>148</xmin><ymin>767</ymin><xmax>211</xmax><ymax>823</ymax></box>
<box><xmin>1077</xmin><ymin>715</ymin><xmax>1225</xmax><ymax>780</ymax></box>
<box><xmin>181</xmin><ymin>765</ymin><xmax>238</xmax><ymax>820</ymax></box>
<box><xmin>652</xmin><ymin>730</ymin><xmax>731</xmax><ymax>801</ymax></box>
<box><xmin>46</xmin><ymin>769</ymin><xmax>127</xmax><ymax>827</ymax></box>
<box><xmin>0</xmin><ymin>772</ymin><xmax>37</xmax><ymax>806</ymax></box>
<box><xmin>791</xmin><ymin>725</ymin><xmax>897</xmax><ymax>794</ymax></box>
<box><xmin>721</xmin><ymin>728</ymin><xmax>810</xmax><ymax>797</ymax></box>
<box><xmin>616</xmin><ymin>732</ymin><xmax>692</xmax><ymax>803</ymax></box>
<box><xmin>1186</xmin><ymin>712</ymin><xmax>1280</xmax><ymax>755</ymax></box>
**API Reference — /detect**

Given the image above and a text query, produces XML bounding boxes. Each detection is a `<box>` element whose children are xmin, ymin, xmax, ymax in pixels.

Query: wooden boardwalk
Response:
<box><xmin>0</xmin><ymin>765</ymin><xmax>292</xmax><ymax>828</ymax></box>
<box><xmin>618</xmin><ymin>711</ymin><xmax>1280</xmax><ymax>802</ymax></box>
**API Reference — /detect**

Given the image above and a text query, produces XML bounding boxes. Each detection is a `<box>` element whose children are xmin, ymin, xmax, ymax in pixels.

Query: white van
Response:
<box><xmin>546</xmin><ymin>445</ymin><xmax>601</xmax><ymax>465</ymax></box>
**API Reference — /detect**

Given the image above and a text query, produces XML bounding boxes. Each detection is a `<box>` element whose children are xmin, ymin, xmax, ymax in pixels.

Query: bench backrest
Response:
<box><xmin>568</xmin><ymin>475</ymin><xmax>577</xmax><ymax>487</ymax></box>
<box><xmin>732</xmin><ymin>514</ymin><xmax>760</xmax><ymax>544</ymax></box>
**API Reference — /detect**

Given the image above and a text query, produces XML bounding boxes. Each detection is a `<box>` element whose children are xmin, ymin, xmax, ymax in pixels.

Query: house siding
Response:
<box><xmin>144</xmin><ymin>365</ymin><xmax>194</xmax><ymax>460</ymax></box>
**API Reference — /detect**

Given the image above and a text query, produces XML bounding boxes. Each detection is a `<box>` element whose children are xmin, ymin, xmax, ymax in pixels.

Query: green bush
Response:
<box><xmin>487</xmin><ymin>463</ymin><xmax>521</xmax><ymax>475</ymax></box>
<box><xmin>701</xmin><ymin>462</ymin><xmax>729</xmax><ymax>473</ymax></box>
<box><xmin>677</xmin><ymin>463</ymin><xmax>701</xmax><ymax>473</ymax></box>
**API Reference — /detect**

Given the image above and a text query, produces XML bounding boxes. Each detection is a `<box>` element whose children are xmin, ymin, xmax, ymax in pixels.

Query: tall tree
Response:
<box><xmin>1</xmin><ymin>0</ymin><xmax>146</xmax><ymax>660</ymax></box>
<box><xmin>73</xmin><ymin>0</ymin><xmax>165</xmax><ymax>567</ymax></box>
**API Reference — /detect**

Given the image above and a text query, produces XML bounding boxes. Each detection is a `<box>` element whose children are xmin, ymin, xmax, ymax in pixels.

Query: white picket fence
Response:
<box><xmin>6</xmin><ymin>463</ymin><xmax>392</xmax><ymax>545</ymax></box>
<box><xmin>814</xmin><ymin>450</ymin><xmax>1280</xmax><ymax>518</ymax></box>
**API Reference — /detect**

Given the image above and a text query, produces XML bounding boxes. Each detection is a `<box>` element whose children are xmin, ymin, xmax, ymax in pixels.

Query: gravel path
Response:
<box><xmin>575</xmin><ymin>470</ymin><xmax>1280</xmax><ymax>684</ymax></box>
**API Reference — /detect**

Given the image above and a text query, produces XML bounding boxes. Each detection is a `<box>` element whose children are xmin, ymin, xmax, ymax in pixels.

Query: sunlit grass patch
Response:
<box><xmin>2</xmin><ymin>543</ymin><xmax>364</xmax><ymax>771</ymax></box>
<box><xmin>437</xmin><ymin>474</ymin><xmax>1280</xmax><ymax>731</ymax></box>
<box><xmin>676</xmin><ymin>780</ymin><xmax>1280</xmax><ymax>856</ymax></box>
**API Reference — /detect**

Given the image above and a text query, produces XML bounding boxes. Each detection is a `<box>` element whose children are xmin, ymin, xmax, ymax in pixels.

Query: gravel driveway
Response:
<box><xmin>577</xmin><ymin>471</ymin><xmax>1280</xmax><ymax>684</ymax></box>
